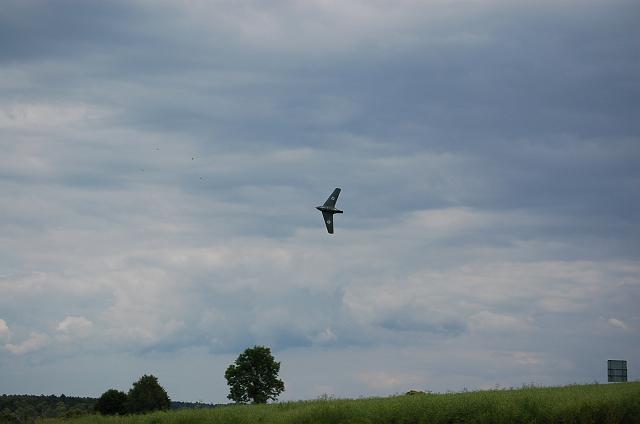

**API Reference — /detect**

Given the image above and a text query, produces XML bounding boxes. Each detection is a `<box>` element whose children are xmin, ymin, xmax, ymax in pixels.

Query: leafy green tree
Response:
<box><xmin>0</xmin><ymin>408</ymin><xmax>18</xmax><ymax>424</ymax></box>
<box><xmin>225</xmin><ymin>345</ymin><xmax>285</xmax><ymax>404</ymax></box>
<box><xmin>126</xmin><ymin>374</ymin><xmax>171</xmax><ymax>414</ymax></box>
<box><xmin>95</xmin><ymin>389</ymin><xmax>127</xmax><ymax>415</ymax></box>
<box><xmin>15</xmin><ymin>404</ymin><xmax>36</xmax><ymax>424</ymax></box>
<box><xmin>54</xmin><ymin>402</ymin><xmax>67</xmax><ymax>418</ymax></box>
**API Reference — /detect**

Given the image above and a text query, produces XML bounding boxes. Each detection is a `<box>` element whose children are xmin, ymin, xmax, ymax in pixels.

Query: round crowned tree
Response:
<box><xmin>225</xmin><ymin>345</ymin><xmax>285</xmax><ymax>404</ymax></box>
<box><xmin>126</xmin><ymin>374</ymin><xmax>171</xmax><ymax>413</ymax></box>
<box><xmin>95</xmin><ymin>389</ymin><xmax>127</xmax><ymax>415</ymax></box>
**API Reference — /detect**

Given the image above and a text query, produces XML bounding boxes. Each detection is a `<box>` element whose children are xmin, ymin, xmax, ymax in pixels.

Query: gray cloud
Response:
<box><xmin>1</xmin><ymin>0</ymin><xmax>639</xmax><ymax>402</ymax></box>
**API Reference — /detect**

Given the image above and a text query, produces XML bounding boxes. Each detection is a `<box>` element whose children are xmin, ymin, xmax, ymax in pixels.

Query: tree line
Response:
<box><xmin>0</xmin><ymin>394</ymin><xmax>95</xmax><ymax>423</ymax></box>
<box><xmin>0</xmin><ymin>392</ymin><xmax>217</xmax><ymax>424</ymax></box>
<box><xmin>1</xmin><ymin>345</ymin><xmax>285</xmax><ymax>421</ymax></box>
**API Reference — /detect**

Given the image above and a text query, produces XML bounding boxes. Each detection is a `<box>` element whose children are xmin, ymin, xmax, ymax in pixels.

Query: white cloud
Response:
<box><xmin>5</xmin><ymin>332</ymin><xmax>50</xmax><ymax>355</ymax></box>
<box><xmin>469</xmin><ymin>311</ymin><xmax>534</xmax><ymax>333</ymax></box>
<box><xmin>607</xmin><ymin>318</ymin><xmax>629</xmax><ymax>331</ymax></box>
<box><xmin>355</xmin><ymin>370</ymin><xmax>425</xmax><ymax>392</ymax></box>
<box><xmin>512</xmin><ymin>351</ymin><xmax>543</xmax><ymax>366</ymax></box>
<box><xmin>409</xmin><ymin>207</ymin><xmax>494</xmax><ymax>232</ymax></box>
<box><xmin>0</xmin><ymin>102</ymin><xmax>110</xmax><ymax>130</ymax></box>
<box><xmin>0</xmin><ymin>319</ymin><xmax>11</xmax><ymax>342</ymax></box>
<box><xmin>312</xmin><ymin>327</ymin><xmax>337</xmax><ymax>344</ymax></box>
<box><xmin>103</xmin><ymin>282</ymin><xmax>186</xmax><ymax>348</ymax></box>
<box><xmin>56</xmin><ymin>316</ymin><xmax>93</xmax><ymax>341</ymax></box>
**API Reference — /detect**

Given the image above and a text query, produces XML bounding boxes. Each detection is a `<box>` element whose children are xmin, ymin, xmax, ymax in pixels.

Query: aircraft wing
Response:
<box><xmin>322</xmin><ymin>212</ymin><xmax>334</xmax><ymax>234</ymax></box>
<box><xmin>323</xmin><ymin>188</ymin><xmax>341</xmax><ymax>208</ymax></box>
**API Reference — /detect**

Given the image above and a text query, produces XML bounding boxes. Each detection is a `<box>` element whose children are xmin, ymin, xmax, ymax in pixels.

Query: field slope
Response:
<box><xmin>41</xmin><ymin>382</ymin><xmax>640</xmax><ymax>424</ymax></box>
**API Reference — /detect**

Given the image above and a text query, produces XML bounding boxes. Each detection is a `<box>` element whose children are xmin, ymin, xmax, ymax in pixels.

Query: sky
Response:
<box><xmin>1</xmin><ymin>0</ymin><xmax>639</xmax><ymax>403</ymax></box>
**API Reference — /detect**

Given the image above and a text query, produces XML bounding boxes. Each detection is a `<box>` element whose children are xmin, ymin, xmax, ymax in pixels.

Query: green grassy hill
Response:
<box><xmin>40</xmin><ymin>382</ymin><xmax>640</xmax><ymax>424</ymax></box>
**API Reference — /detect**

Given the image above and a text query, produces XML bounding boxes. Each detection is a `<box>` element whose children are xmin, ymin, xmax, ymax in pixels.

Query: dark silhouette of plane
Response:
<box><xmin>316</xmin><ymin>188</ymin><xmax>343</xmax><ymax>234</ymax></box>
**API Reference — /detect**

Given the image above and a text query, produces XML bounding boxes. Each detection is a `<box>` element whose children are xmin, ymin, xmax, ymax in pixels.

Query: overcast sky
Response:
<box><xmin>1</xmin><ymin>0</ymin><xmax>639</xmax><ymax>403</ymax></box>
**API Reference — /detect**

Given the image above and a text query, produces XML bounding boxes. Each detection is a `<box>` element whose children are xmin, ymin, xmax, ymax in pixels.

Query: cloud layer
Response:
<box><xmin>1</xmin><ymin>0</ymin><xmax>639</xmax><ymax>402</ymax></box>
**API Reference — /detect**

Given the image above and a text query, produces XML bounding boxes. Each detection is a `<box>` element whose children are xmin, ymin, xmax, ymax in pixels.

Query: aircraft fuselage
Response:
<box><xmin>316</xmin><ymin>206</ymin><xmax>343</xmax><ymax>214</ymax></box>
<box><xmin>317</xmin><ymin>188</ymin><xmax>343</xmax><ymax>234</ymax></box>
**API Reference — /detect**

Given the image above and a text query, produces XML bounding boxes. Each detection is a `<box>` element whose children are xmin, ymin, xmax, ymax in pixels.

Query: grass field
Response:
<box><xmin>40</xmin><ymin>381</ymin><xmax>640</xmax><ymax>424</ymax></box>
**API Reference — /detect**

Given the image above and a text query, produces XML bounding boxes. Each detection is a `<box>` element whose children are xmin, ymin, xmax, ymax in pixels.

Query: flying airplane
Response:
<box><xmin>316</xmin><ymin>188</ymin><xmax>343</xmax><ymax>234</ymax></box>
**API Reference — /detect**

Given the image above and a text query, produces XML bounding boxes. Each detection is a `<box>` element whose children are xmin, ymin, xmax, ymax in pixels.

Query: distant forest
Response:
<box><xmin>0</xmin><ymin>394</ymin><xmax>216</xmax><ymax>423</ymax></box>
